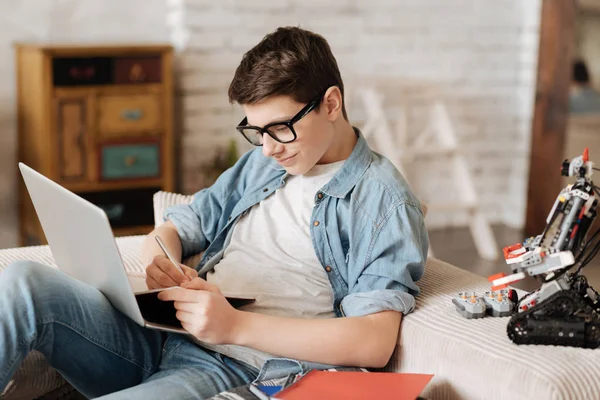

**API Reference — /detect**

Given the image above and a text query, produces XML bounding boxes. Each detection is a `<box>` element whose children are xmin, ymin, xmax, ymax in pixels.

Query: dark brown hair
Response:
<box><xmin>228</xmin><ymin>26</ymin><xmax>348</xmax><ymax>119</ymax></box>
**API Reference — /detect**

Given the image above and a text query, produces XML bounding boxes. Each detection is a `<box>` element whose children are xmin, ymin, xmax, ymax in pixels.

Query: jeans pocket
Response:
<box><xmin>254</xmin><ymin>358</ymin><xmax>305</xmax><ymax>383</ymax></box>
<box><xmin>161</xmin><ymin>333</ymin><xmax>186</xmax><ymax>356</ymax></box>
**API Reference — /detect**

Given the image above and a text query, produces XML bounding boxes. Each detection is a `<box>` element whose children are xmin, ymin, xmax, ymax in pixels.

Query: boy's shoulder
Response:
<box><xmin>353</xmin><ymin>150</ymin><xmax>421</xmax><ymax>211</ymax></box>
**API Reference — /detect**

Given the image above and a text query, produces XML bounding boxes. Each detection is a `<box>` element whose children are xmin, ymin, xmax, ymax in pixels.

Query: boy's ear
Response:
<box><xmin>323</xmin><ymin>86</ymin><xmax>343</xmax><ymax>121</ymax></box>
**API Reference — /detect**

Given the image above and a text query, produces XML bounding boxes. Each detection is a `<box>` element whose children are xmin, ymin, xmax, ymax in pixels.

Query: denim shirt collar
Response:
<box><xmin>266</xmin><ymin>127</ymin><xmax>371</xmax><ymax>199</ymax></box>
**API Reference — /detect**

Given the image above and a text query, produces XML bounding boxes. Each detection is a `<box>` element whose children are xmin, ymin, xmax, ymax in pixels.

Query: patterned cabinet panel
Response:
<box><xmin>56</xmin><ymin>97</ymin><xmax>88</xmax><ymax>182</ymax></box>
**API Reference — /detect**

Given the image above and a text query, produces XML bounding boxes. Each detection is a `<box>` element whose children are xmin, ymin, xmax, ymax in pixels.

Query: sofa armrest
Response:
<box><xmin>153</xmin><ymin>191</ymin><xmax>203</xmax><ymax>268</ymax></box>
<box><xmin>153</xmin><ymin>191</ymin><xmax>194</xmax><ymax>228</ymax></box>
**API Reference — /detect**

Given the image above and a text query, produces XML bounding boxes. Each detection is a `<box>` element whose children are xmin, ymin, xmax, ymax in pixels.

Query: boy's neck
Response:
<box><xmin>317</xmin><ymin>120</ymin><xmax>357</xmax><ymax>165</ymax></box>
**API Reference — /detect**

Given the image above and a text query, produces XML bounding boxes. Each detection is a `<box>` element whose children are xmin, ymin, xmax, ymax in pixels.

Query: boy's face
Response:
<box><xmin>242</xmin><ymin>95</ymin><xmax>336</xmax><ymax>175</ymax></box>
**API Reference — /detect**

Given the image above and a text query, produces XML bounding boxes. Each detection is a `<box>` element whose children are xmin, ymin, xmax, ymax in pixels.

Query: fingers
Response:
<box><xmin>155</xmin><ymin>255</ymin><xmax>191</xmax><ymax>284</ymax></box>
<box><xmin>180</xmin><ymin>319</ymin><xmax>208</xmax><ymax>337</ymax></box>
<box><xmin>181</xmin><ymin>321</ymin><xmax>192</xmax><ymax>333</ymax></box>
<box><xmin>158</xmin><ymin>287</ymin><xmax>204</xmax><ymax>302</ymax></box>
<box><xmin>180</xmin><ymin>277</ymin><xmax>208</xmax><ymax>289</ymax></box>
<box><xmin>146</xmin><ymin>255</ymin><xmax>191</xmax><ymax>287</ymax></box>
<box><xmin>145</xmin><ymin>274</ymin><xmax>163</xmax><ymax>290</ymax></box>
<box><xmin>182</xmin><ymin>265</ymin><xmax>198</xmax><ymax>280</ymax></box>
<box><xmin>173</xmin><ymin>301</ymin><xmax>198</xmax><ymax>312</ymax></box>
<box><xmin>181</xmin><ymin>321</ymin><xmax>198</xmax><ymax>336</ymax></box>
<box><xmin>146</xmin><ymin>263</ymin><xmax>179</xmax><ymax>288</ymax></box>
<box><xmin>180</xmin><ymin>277</ymin><xmax>219</xmax><ymax>293</ymax></box>
<box><xmin>175</xmin><ymin>310</ymin><xmax>196</xmax><ymax>324</ymax></box>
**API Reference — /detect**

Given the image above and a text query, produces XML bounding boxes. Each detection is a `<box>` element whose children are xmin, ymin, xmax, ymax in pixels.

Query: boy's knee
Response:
<box><xmin>1</xmin><ymin>261</ymin><xmax>55</xmax><ymax>285</ymax></box>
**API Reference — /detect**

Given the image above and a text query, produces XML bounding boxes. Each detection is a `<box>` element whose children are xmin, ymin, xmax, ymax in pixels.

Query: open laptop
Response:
<box><xmin>19</xmin><ymin>163</ymin><xmax>254</xmax><ymax>334</ymax></box>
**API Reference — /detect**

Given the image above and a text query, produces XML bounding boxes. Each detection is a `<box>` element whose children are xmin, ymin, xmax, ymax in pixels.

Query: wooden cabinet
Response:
<box><xmin>16</xmin><ymin>44</ymin><xmax>175</xmax><ymax>246</ymax></box>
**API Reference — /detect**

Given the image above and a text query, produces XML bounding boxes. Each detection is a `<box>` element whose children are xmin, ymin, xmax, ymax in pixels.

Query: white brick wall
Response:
<box><xmin>168</xmin><ymin>0</ymin><xmax>542</xmax><ymax>230</ymax></box>
<box><xmin>0</xmin><ymin>0</ymin><xmax>541</xmax><ymax>248</ymax></box>
<box><xmin>0</xmin><ymin>0</ymin><xmax>169</xmax><ymax>248</ymax></box>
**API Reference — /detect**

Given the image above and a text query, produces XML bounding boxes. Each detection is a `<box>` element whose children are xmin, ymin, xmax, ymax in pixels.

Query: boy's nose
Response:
<box><xmin>262</xmin><ymin>134</ymin><xmax>283</xmax><ymax>158</ymax></box>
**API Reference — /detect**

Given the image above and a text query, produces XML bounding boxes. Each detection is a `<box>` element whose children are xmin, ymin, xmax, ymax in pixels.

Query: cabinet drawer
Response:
<box><xmin>53</xmin><ymin>57</ymin><xmax>113</xmax><ymax>86</ymax></box>
<box><xmin>101</xmin><ymin>142</ymin><xmax>160</xmax><ymax>180</ymax></box>
<box><xmin>97</xmin><ymin>94</ymin><xmax>162</xmax><ymax>135</ymax></box>
<box><xmin>114</xmin><ymin>56</ymin><xmax>162</xmax><ymax>84</ymax></box>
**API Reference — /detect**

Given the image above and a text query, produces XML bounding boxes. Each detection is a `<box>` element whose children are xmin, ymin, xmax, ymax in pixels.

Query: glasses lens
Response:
<box><xmin>266</xmin><ymin>124</ymin><xmax>295</xmax><ymax>143</ymax></box>
<box><xmin>239</xmin><ymin>128</ymin><xmax>263</xmax><ymax>146</ymax></box>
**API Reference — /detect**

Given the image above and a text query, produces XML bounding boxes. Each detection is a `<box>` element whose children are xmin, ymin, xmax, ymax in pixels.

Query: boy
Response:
<box><xmin>0</xmin><ymin>27</ymin><xmax>428</xmax><ymax>399</ymax></box>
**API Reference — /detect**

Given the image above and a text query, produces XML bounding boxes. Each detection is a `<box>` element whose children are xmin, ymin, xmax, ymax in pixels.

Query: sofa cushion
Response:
<box><xmin>4</xmin><ymin>231</ymin><xmax>600</xmax><ymax>399</ymax></box>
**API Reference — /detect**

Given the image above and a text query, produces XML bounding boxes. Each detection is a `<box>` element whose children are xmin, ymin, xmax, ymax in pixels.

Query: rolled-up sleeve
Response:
<box><xmin>164</xmin><ymin>192</ymin><xmax>214</xmax><ymax>258</ymax></box>
<box><xmin>340</xmin><ymin>203</ymin><xmax>428</xmax><ymax>317</ymax></box>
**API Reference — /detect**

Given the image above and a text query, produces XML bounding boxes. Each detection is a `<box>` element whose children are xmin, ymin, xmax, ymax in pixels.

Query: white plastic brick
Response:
<box><xmin>183</xmin><ymin>92</ymin><xmax>234</xmax><ymax>114</ymax></box>
<box><xmin>186</xmin><ymin>30</ymin><xmax>228</xmax><ymax>50</ymax></box>
<box><xmin>179</xmin><ymin>72</ymin><xmax>236</xmax><ymax>92</ymax></box>
<box><xmin>228</xmin><ymin>32</ymin><xmax>270</xmax><ymax>50</ymax></box>
<box><xmin>231</xmin><ymin>0</ymin><xmax>290</xmax><ymax>11</ymax></box>
<box><xmin>292</xmin><ymin>0</ymin><xmax>354</xmax><ymax>9</ymax></box>
<box><xmin>178</xmin><ymin>51</ymin><xmax>243</xmax><ymax>73</ymax></box>
<box><xmin>183</xmin><ymin>9</ymin><xmax>244</xmax><ymax>29</ymax></box>
<box><xmin>183</xmin><ymin>111</ymin><xmax>241</xmax><ymax>134</ymax></box>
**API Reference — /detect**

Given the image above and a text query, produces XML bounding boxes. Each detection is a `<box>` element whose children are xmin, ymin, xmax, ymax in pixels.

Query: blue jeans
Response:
<box><xmin>0</xmin><ymin>261</ymin><xmax>259</xmax><ymax>399</ymax></box>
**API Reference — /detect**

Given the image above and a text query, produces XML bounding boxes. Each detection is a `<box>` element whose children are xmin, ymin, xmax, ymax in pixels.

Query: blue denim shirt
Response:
<box><xmin>165</xmin><ymin>130</ymin><xmax>429</xmax><ymax>319</ymax></box>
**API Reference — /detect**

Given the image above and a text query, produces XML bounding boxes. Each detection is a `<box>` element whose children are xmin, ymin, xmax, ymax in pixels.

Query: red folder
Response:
<box><xmin>275</xmin><ymin>370</ymin><xmax>433</xmax><ymax>400</ymax></box>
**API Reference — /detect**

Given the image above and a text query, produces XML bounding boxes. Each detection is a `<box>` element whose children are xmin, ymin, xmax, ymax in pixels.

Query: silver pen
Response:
<box><xmin>154</xmin><ymin>235</ymin><xmax>188</xmax><ymax>280</ymax></box>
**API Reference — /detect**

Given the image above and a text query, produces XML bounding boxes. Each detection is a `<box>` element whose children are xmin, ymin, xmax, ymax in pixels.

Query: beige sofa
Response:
<box><xmin>3</xmin><ymin>192</ymin><xmax>600</xmax><ymax>400</ymax></box>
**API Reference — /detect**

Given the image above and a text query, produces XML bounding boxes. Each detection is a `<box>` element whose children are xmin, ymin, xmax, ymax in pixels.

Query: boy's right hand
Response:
<box><xmin>145</xmin><ymin>255</ymin><xmax>198</xmax><ymax>289</ymax></box>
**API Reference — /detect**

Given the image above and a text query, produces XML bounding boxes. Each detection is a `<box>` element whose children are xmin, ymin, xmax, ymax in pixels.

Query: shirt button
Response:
<box><xmin>263</xmin><ymin>188</ymin><xmax>269</xmax><ymax>192</ymax></box>
<box><xmin>325</xmin><ymin>266</ymin><xmax>332</xmax><ymax>272</ymax></box>
<box><xmin>317</xmin><ymin>192</ymin><xmax>323</xmax><ymax>199</ymax></box>
<box><xmin>313</xmin><ymin>221</ymin><xmax>320</xmax><ymax>227</ymax></box>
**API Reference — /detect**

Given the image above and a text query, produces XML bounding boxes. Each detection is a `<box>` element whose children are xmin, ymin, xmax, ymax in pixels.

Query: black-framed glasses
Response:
<box><xmin>236</xmin><ymin>92</ymin><xmax>323</xmax><ymax>146</ymax></box>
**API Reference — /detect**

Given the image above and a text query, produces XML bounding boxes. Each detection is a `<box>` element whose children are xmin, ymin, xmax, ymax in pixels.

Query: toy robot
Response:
<box><xmin>454</xmin><ymin>148</ymin><xmax>600</xmax><ymax>348</ymax></box>
<box><xmin>494</xmin><ymin>148</ymin><xmax>600</xmax><ymax>348</ymax></box>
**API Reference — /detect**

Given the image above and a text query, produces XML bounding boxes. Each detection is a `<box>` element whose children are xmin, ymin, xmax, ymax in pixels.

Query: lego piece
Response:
<box><xmin>490</xmin><ymin>272</ymin><xmax>525</xmax><ymax>292</ymax></box>
<box><xmin>482</xmin><ymin>289</ymin><xmax>515</xmax><ymax>317</ymax></box>
<box><xmin>508</xmin><ymin>289</ymin><xmax>518</xmax><ymax>304</ymax></box>
<box><xmin>452</xmin><ymin>292</ymin><xmax>486</xmax><ymax>319</ymax></box>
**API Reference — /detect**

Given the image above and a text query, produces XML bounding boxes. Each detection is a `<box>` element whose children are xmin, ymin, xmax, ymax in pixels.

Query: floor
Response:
<box><xmin>428</xmin><ymin>225</ymin><xmax>600</xmax><ymax>293</ymax></box>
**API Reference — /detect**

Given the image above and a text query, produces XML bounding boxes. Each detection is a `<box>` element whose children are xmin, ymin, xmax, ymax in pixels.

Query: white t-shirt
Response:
<box><xmin>198</xmin><ymin>160</ymin><xmax>345</xmax><ymax>369</ymax></box>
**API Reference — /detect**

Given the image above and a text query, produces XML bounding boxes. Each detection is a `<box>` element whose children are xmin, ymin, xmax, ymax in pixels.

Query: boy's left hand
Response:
<box><xmin>157</xmin><ymin>277</ymin><xmax>241</xmax><ymax>344</ymax></box>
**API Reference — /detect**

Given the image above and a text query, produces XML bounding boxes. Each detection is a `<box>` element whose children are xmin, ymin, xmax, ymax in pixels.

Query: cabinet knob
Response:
<box><xmin>129</xmin><ymin>64</ymin><xmax>146</xmax><ymax>82</ymax></box>
<box><xmin>121</xmin><ymin>109</ymin><xmax>143</xmax><ymax>120</ymax></box>
<box><xmin>124</xmin><ymin>155</ymin><xmax>137</xmax><ymax>167</ymax></box>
